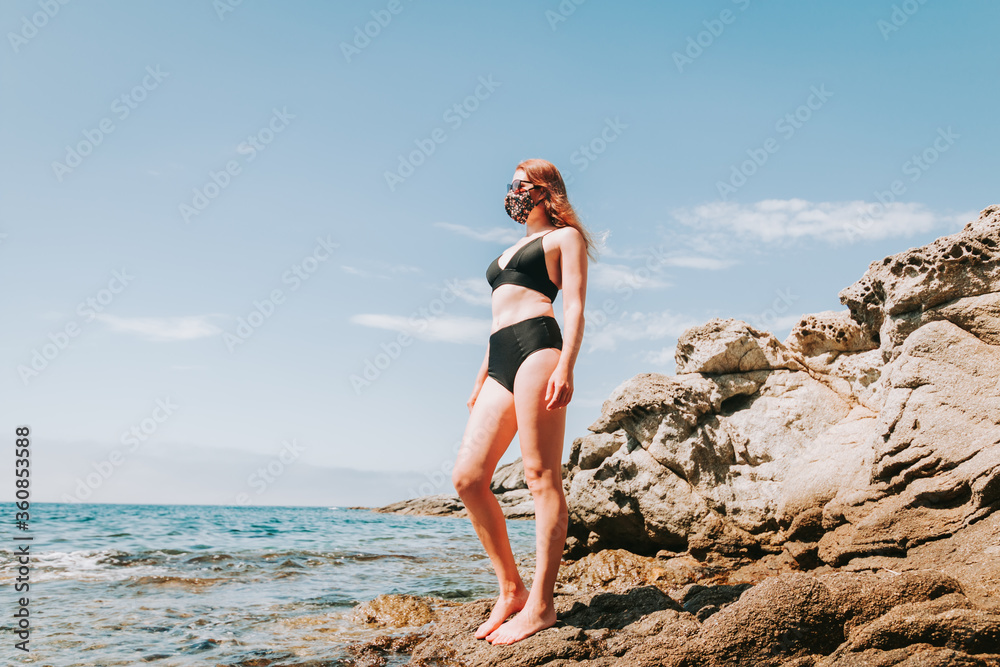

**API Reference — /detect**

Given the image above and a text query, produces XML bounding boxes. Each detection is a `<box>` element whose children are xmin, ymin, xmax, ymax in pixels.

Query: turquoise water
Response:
<box><xmin>0</xmin><ymin>503</ymin><xmax>538</xmax><ymax>666</ymax></box>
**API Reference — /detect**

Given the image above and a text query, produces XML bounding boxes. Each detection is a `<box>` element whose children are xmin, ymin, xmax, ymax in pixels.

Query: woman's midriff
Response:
<box><xmin>490</xmin><ymin>286</ymin><xmax>556</xmax><ymax>333</ymax></box>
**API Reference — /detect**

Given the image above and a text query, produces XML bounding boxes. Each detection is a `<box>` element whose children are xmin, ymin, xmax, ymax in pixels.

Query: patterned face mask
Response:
<box><xmin>504</xmin><ymin>189</ymin><xmax>538</xmax><ymax>224</ymax></box>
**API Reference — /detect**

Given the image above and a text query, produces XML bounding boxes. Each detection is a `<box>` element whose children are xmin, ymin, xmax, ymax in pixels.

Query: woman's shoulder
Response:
<box><xmin>547</xmin><ymin>225</ymin><xmax>585</xmax><ymax>249</ymax></box>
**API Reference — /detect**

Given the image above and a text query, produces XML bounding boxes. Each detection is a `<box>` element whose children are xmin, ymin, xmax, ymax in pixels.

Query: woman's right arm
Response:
<box><xmin>468</xmin><ymin>344</ymin><xmax>489</xmax><ymax>412</ymax></box>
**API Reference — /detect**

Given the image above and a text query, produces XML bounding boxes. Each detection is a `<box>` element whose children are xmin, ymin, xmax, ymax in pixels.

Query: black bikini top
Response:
<box><xmin>486</xmin><ymin>230</ymin><xmax>560</xmax><ymax>302</ymax></box>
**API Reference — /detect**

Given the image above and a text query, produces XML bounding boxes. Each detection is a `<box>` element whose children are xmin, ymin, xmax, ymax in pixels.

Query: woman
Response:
<box><xmin>452</xmin><ymin>158</ymin><xmax>595</xmax><ymax>645</ymax></box>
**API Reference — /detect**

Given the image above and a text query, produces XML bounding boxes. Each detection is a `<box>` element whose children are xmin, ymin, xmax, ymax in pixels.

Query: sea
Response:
<box><xmin>0</xmin><ymin>503</ymin><xmax>539</xmax><ymax>666</ymax></box>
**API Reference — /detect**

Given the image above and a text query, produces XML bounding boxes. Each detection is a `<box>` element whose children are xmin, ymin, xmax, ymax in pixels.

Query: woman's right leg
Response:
<box><xmin>452</xmin><ymin>376</ymin><xmax>526</xmax><ymax>639</ymax></box>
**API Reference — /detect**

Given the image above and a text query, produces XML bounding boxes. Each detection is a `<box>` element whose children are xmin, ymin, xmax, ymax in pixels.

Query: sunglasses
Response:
<box><xmin>507</xmin><ymin>179</ymin><xmax>541</xmax><ymax>193</ymax></box>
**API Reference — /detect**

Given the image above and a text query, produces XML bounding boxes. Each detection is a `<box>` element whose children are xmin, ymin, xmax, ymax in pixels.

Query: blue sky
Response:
<box><xmin>1</xmin><ymin>0</ymin><xmax>995</xmax><ymax>507</ymax></box>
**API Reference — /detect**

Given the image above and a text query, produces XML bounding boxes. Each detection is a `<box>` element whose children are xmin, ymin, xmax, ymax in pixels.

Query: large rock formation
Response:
<box><xmin>563</xmin><ymin>206</ymin><xmax>1000</xmax><ymax>590</ymax></box>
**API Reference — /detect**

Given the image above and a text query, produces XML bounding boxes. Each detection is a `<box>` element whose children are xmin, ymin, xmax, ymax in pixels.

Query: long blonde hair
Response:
<box><xmin>517</xmin><ymin>158</ymin><xmax>599</xmax><ymax>262</ymax></box>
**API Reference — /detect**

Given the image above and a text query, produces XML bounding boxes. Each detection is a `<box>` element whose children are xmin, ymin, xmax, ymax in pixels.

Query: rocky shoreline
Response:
<box><xmin>352</xmin><ymin>207</ymin><xmax>1000</xmax><ymax>666</ymax></box>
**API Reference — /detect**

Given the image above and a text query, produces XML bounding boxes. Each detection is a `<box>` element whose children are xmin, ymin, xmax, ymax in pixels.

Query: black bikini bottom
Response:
<box><xmin>487</xmin><ymin>315</ymin><xmax>563</xmax><ymax>394</ymax></box>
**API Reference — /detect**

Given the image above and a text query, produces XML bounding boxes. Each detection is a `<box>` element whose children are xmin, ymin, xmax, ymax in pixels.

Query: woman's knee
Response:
<box><xmin>523</xmin><ymin>464</ymin><xmax>564</xmax><ymax>495</ymax></box>
<box><xmin>452</xmin><ymin>467</ymin><xmax>491</xmax><ymax>496</ymax></box>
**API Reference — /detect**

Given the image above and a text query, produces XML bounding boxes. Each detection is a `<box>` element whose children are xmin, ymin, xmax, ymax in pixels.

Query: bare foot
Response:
<box><xmin>485</xmin><ymin>603</ymin><xmax>557</xmax><ymax>645</ymax></box>
<box><xmin>475</xmin><ymin>589</ymin><xmax>530</xmax><ymax>640</ymax></box>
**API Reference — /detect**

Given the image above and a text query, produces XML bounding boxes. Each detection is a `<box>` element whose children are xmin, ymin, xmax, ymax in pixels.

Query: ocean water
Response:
<box><xmin>0</xmin><ymin>503</ymin><xmax>538</xmax><ymax>666</ymax></box>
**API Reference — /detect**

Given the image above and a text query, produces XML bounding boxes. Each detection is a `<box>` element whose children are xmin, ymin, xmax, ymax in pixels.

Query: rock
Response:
<box><xmin>676</xmin><ymin>582</ymin><xmax>754</xmax><ymax>622</ymax></box>
<box><xmin>491</xmin><ymin>459</ymin><xmax>527</xmax><ymax>493</ymax></box>
<box><xmin>352</xmin><ymin>594</ymin><xmax>438</xmax><ymax>628</ymax></box>
<box><xmin>675</xmin><ymin>318</ymin><xmax>805</xmax><ymax>374</ymax></box>
<box><xmin>557</xmin><ymin>548</ymin><xmax>708</xmax><ymax>596</ymax></box>
<box><xmin>816</xmin><ymin>570</ymin><xmax>966</xmax><ymax>637</ymax></box>
<box><xmin>392</xmin><ymin>566</ymin><xmax>1000</xmax><ymax>666</ymax></box>
<box><xmin>346</xmin><ymin>631</ymin><xmax>430</xmax><ymax>666</ymax></box>
<box><xmin>784</xmin><ymin>310</ymin><xmax>877</xmax><ymax>358</ymax></box>
<box><xmin>567</xmin><ymin>207</ymin><xmax>1000</xmax><ymax>576</ymax></box>
<box><xmin>669</xmin><ymin>573</ymin><xmax>843</xmax><ymax>666</ymax></box>
<box><xmin>568</xmin><ymin>431</ymin><xmax>628</xmax><ymax>472</ymax></box>
<box><xmin>566</xmin><ymin>361</ymin><xmax>861</xmax><ymax>559</ymax></box>
<box><xmin>373</xmin><ymin>493</ymin><xmax>467</xmax><ymax>518</ymax></box>
<box><xmin>820</xmin><ymin>595</ymin><xmax>1000</xmax><ymax>665</ymax></box>
<box><xmin>407</xmin><ymin>585</ymin><xmax>696</xmax><ymax>667</ymax></box>
<box><xmin>839</xmin><ymin>205</ymin><xmax>1000</xmax><ymax>361</ymax></box>
<box><xmin>817</xmin><ymin>320</ymin><xmax>1000</xmax><ymax>567</ymax></box>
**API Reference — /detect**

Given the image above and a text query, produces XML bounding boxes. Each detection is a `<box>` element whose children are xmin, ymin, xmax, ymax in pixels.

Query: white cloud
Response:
<box><xmin>672</xmin><ymin>199</ymin><xmax>970</xmax><ymax>245</ymax></box>
<box><xmin>388</xmin><ymin>264</ymin><xmax>422</xmax><ymax>273</ymax></box>
<box><xmin>341</xmin><ymin>265</ymin><xmax>377</xmax><ymax>278</ymax></box>
<box><xmin>589</xmin><ymin>262</ymin><xmax>671</xmax><ymax>291</ymax></box>
<box><xmin>641</xmin><ymin>346</ymin><xmax>678</xmax><ymax>373</ymax></box>
<box><xmin>350</xmin><ymin>313</ymin><xmax>490</xmax><ymax>344</ymax></box>
<box><xmin>97</xmin><ymin>314</ymin><xmax>222</xmax><ymax>341</ymax></box>
<box><xmin>433</xmin><ymin>222</ymin><xmax>521</xmax><ymax>244</ymax></box>
<box><xmin>446</xmin><ymin>278</ymin><xmax>493</xmax><ymax>306</ymax></box>
<box><xmin>661</xmin><ymin>256</ymin><xmax>736</xmax><ymax>270</ymax></box>
<box><xmin>341</xmin><ymin>262</ymin><xmax>421</xmax><ymax>279</ymax></box>
<box><xmin>586</xmin><ymin>310</ymin><xmax>702</xmax><ymax>353</ymax></box>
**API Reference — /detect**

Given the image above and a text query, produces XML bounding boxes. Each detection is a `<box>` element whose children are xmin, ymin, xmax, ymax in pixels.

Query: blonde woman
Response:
<box><xmin>452</xmin><ymin>158</ymin><xmax>596</xmax><ymax>645</ymax></box>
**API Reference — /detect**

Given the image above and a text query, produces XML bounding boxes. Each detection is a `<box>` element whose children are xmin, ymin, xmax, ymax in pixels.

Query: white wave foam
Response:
<box><xmin>0</xmin><ymin>549</ymin><xmax>172</xmax><ymax>583</ymax></box>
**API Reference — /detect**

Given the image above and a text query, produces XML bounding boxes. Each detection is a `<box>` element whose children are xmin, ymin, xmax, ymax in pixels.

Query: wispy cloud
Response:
<box><xmin>341</xmin><ymin>265</ymin><xmax>381</xmax><ymax>279</ymax></box>
<box><xmin>97</xmin><ymin>314</ymin><xmax>223</xmax><ymax>341</ymax></box>
<box><xmin>641</xmin><ymin>346</ymin><xmax>678</xmax><ymax>370</ymax></box>
<box><xmin>350</xmin><ymin>313</ymin><xmax>490</xmax><ymax>344</ymax></box>
<box><xmin>388</xmin><ymin>264</ymin><xmax>422</xmax><ymax>273</ymax></box>
<box><xmin>672</xmin><ymin>199</ymin><xmax>973</xmax><ymax>245</ymax></box>
<box><xmin>661</xmin><ymin>256</ymin><xmax>736</xmax><ymax>270</ymax></box>
<box><xmin>586</xmin><ymin>309</ymin><xmax>702</xmax><ymax>353</ymax></box>
<box><xmin>434</xmin><ymin>222</ymin><xmax>521</xmax><ymax>244</ymax></box>
<box><xmin>341</xmin><ymin>262</ymin><xmax>421</xmax><ymax>280</ymax></box>
<box><xmin>589</xmin><ymin>263</ymin><xmax>672</xmax><ymax>291</ymax></box>
<box><xmin>446</xmin><ymin>278</ymin><xmax>493</xmax><ymax>306</ymax></box>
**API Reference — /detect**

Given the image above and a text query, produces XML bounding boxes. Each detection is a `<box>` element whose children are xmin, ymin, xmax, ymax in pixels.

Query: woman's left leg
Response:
<box><xmin>485</xmin><ymin>346</ymin><xmax>568</xmax><ymax>645</ymax></box>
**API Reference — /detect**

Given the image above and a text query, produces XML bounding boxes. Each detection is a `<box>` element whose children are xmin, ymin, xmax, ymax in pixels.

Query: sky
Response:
<box><xmin>1</xmin><ymin>0</ymin><xmax>996</xmax><ymax>508</ymax></box>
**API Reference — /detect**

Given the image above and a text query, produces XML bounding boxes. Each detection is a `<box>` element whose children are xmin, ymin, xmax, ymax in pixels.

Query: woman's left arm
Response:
<box><xmin>546</xmin><ymin>229</ymin><xmax>588</xmax><ymax>410</ymax></box>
